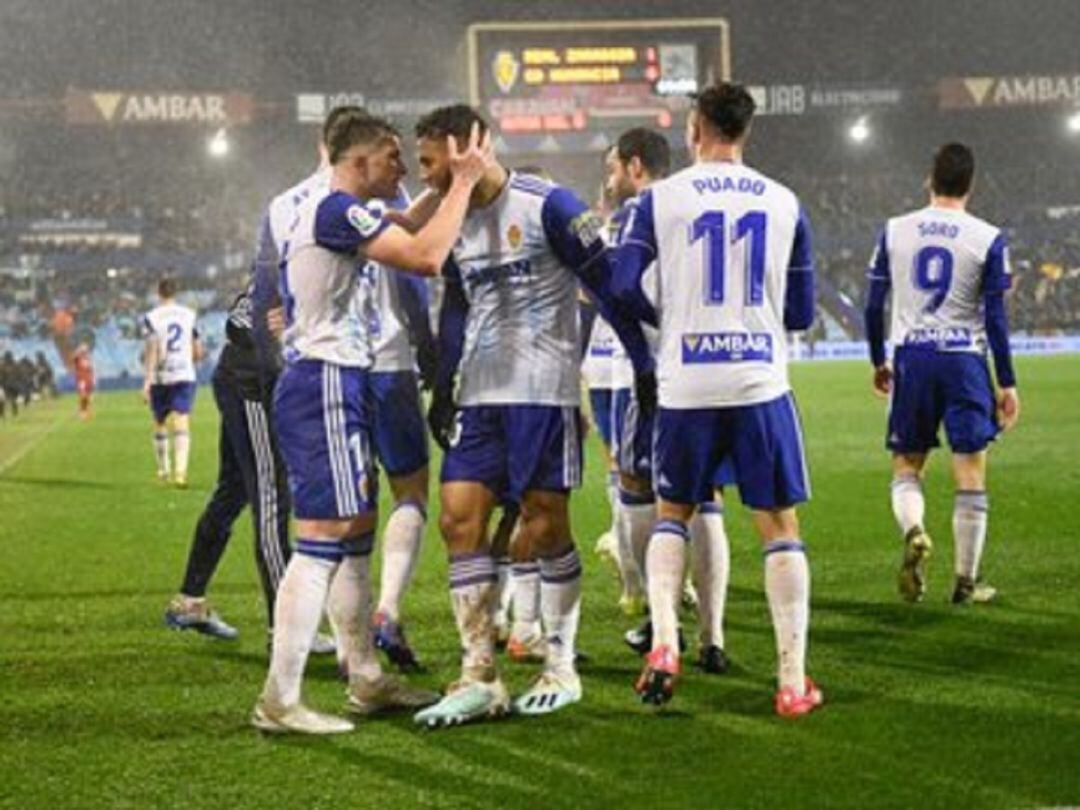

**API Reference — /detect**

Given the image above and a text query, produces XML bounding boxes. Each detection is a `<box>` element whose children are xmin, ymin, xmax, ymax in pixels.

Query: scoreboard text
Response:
<box><xmin>468</xmin><ymin>19</ymin><xmax>730</xmax><ymax>136</ymax></box>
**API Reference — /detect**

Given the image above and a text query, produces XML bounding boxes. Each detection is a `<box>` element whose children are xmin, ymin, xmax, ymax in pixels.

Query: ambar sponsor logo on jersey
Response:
<box><xmin>904</xmin><ymin>327</ymin><xmax>973</xmax><ymax>350</ymax></box>
<box><xmin>682</xmin><ymin>332</ymin><xmax>773</xmax><ymax>364</ymax></box>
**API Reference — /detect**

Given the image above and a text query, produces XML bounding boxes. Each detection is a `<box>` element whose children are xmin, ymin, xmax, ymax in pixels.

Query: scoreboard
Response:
<box><xmin>468</xmin><ymin>19</ymin><xmax>730</xmax><ymax>138</ymax></box>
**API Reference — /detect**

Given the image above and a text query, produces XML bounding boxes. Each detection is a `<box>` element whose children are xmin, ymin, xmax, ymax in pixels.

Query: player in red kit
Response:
<box><xmin>73</xmin><ymin>344</ymin><xmax>95</xmax><ymax>420</ymax></box>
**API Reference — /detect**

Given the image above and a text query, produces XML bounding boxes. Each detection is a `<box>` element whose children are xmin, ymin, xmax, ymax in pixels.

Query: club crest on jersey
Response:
<box><xmin>507</xmin><ymin>223</ymin><xmax>523</xmax><ymax>249</ymax></box>
<box><xmin>492</xmin><ymin>51</ymin><xmax>520</xmax><ymax>94</ymax></box>
<box><xmin>569</xmin><ymin>211</ymin><xmax>603</xmax><ymax>248</ymax></box>
<box><xmin>347</xmin><ymin>203</ymin><xmax>384</xmax><ymax>238</ymax></box>
<box><xmin>682</xmin><ymin>332</ymin><xmax>773</xmax><ymax>364</ymax></box>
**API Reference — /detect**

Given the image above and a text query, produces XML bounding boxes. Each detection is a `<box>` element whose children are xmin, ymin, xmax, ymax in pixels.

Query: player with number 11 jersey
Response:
<box><xmin>613</xmin><ymin>82</ymin><xmax>821</xmax><ymax>716</ymax></box>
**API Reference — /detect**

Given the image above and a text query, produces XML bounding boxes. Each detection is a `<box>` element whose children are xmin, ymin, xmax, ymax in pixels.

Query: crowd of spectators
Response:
<box><xmin>0</xmin><ymin>157</ymin><xmax>1077</xmax><ymax>390</ymax></box>
<box><xmin>792</xmin><ymin>169</ymin><xmax>1080</xmax><ymax>335</ymax></box>
<box><xmin>0</xmin><ymin>350</ymin><xmax>56</xmax><ymax>419</ymax></box>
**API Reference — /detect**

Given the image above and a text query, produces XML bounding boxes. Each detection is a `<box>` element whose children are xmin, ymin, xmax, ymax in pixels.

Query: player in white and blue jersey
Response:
<box><xmin>411</xmin><ymin>105</ymin><xmax>654</xmax><ymax>728</ymax></box>
<box><xmin>584</xmin><ymin>165</ymin><xmax>648</xmax><ymax>619</ymax></box>
<box><xmin>864</xmin><ymin>142</ymin><xmax>1020</xmax><ymax>606</ymax></box>
<box><xmin>605</xmin><ymin>128</ymin><xmax>734</xmax><ymax>677</ymax></box>
<box><xmin>254</xmin><ymin>114</ymin><xmax>438</xmax><ymax>674</ymax></box>
<box><xmin>141</xmin><ymin>278</ymin><xmax>202</xmax><ymax>487</ymax></box>
<box><xmin>612</xmin><ymin>83</ymin><xmax>822</xmax><ymax>717</ymax></box>
<box><xmin>252</xmin><ymin>110</ymin><xmax>494</xmax><ymax>735</ymax></box>
<box><xmin>361</xmin><ymin>186</ymin><xmax>439</xmax><ymax>673</ymax></box>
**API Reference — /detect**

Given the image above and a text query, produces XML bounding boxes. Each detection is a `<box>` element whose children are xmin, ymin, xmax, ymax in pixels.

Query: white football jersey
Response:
<box><xmin>272</xmin><ymin>174</ymin><xmax>422</xmax><ymax>372</ymax></box>
<box><xmin>449</xmin><ymin>172</ymin><xmax>588</xmax><ymax>407</ymax></box>
<box><xmin>870</xmin><ymin>206</ymin><xmax>1009</xmax><ymax>354</ymax></box>
<box><xmin>278</xmin><ymin>187</ymin><xmax>389</xmax><ymax>367</ymax></box>
<box><xmin>143</xmin><ymin>302</ymin><xmax>199</xmax><ymax>384</ymax></box>
<box><xmin>268</xmin><ymin>168</ymin><xmax>330</xmax><ymax>255</ymax></box>
<box><xmin>367</xmin><ymin>187</ymin><xmax>423</xmax><ymax>373</ymax></box>
<box><xmin>581</xmin><ymin>315</ymin><xmax>616</xmax><ymax>390</ymax></box>
<box><xmin>621</xmin><ymin>161</ymin><xmax>811</xmax><ymax>408</ymax></box>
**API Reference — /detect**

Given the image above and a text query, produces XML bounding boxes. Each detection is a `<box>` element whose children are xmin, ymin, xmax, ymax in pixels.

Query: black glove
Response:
<box><xmin>634</xmin><ymin>368</ymin><xmax>658</xmax><ymax>418</ymax></box>
<box><xmin>415</xmin><ymin>339</ymin><xmax>438</xmax><ymax>392</ymax></box>
<box><xmin>427</xmin><ymin>385</ymin><xmax>457</xmax><ymax>452</ymax></box>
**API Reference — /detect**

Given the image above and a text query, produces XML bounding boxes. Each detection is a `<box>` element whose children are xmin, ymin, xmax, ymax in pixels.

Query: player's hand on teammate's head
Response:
<box><xmin>872</xmin><ymin>364</ymin><xmax>893</xmax><ymax>397</ymax></box>
<box><xmin>997</xmin><ymin>386</ymin><xmax>1020</xmax><ymax>432</ymax></box>
<box><xmin>448</xmin><ymin>122</ymin><xmax>494</xmax><ymax>187</ymax></box>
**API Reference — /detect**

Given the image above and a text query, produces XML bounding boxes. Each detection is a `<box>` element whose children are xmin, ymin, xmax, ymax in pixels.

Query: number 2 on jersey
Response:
<box><xmin>913</xmin><ymin>246</ymin><xmax>953</xmax><ymax>313</ymax></box>
<box><xmin>166</xmin><ymin>323</ymin><xmax>183</xmax><ymax>353</ymax></box>
<box><xmin>691</xmin><ymin>210</ymin><xmax>767</xmax><ymax>306</ymax></box>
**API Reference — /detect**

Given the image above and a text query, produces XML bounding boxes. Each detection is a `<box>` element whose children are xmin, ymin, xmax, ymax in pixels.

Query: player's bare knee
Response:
<box><xmin>656</xmin><ymin>498</ymin><xmax>694</xmax><ymax>524</ymax></box>
<box><xmin>619</xmin><ymin>472</ymin><xmax>652</xmax><ymax>497</ymax></box>
<box><xmin>753</xmin><ymin>507</ymin><xmax>801</xmax><ymax>543</ymax></box>
<box><xmin>952</xmin><ymin>452</ymin><xmax>987</xmax><ymax>491</ymax></box>
<box><xmin>892</xmin><ymin>453</ymin><xmax>926</xmax><ymax>478</ymax></box>
<box><xmin>438</xmin><ymin>508</ymin><xmax>483</xmax><ymax>554</ymax></box>
<box><xmin>389</xmin><ymin>465</ymin><xmax>429</xmax><ymax>509</ymax></box>
<box><xmin>520</xmin><ymin>495</ymin><xmax>572</xmax><ymax>557</ymax></box>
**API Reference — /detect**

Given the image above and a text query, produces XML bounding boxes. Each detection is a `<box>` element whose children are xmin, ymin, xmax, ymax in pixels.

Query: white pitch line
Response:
<box><xmin>0</xmin><ymin>411</ymin><xmax>72</xmax><ymax>477</ymax></box>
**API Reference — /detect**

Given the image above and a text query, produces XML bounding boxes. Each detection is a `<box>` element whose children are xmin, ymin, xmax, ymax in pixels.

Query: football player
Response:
<box><xmin>864</xmin><ymin>142</ymin><xmax>1019</xmax><ymax>605</ymax></box>
<box><xmin>611</xmin><ymin>83</ymin><xmax>822</xmax><ymax>716</ymax></box>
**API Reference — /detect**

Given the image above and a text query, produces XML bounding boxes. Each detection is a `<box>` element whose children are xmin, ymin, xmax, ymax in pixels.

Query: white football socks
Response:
<box><xmin>538</xmin><ymin>547</ymin><xmax>582</xmax><ymax>674</ymax></box>
<box><xmin>376</xmin><ymin>501</ymin><xmax>425</xmax><ymax>620</ymax></box>
<box><xmin>621</xmin><ymin>492</ymin><xmax>656</xmax><ymax>589</ymax></box>
<box><xmin>173</xmin><ymin>429</ymin><xmax>190</xmax><ymax>479</ymax></box>
<box><xmin>510</xmin><ymin>561</ymin><xmax>541</xmax><ymax>640</ymax></box>
<box><xmin>891</xmin><ymin>474</ymin><xmax>925</xmax><ymax>535</ymax></box>
<box><xmin>153</xmin><ymin>430</ymin><xmax>170</xmax><ymax>476</ymax></box>
<box><xmin>953</xmin><ymin>490</ymin><xmax>989</xmax><ymax>580</ymax></box>
<box><xmin>764</xmin><ymin>540</ymin><xmax>810</xmax><ymax>695</ymax></box>
<box><xmin>646</xmin><ymin>521</ymin><xmax>689</xmax><ymax>652</ymax></box>
<box><xmin>327</xmin><ymin>534</ymin><xmax>381</xmax><ymax>683</ymax></box>
<box><xmin>264</xmin><ymin>540</ymin><xmax>341</xmax><ymax>707</ymax></box>
<box><xmin>691</xmin><ymin>504</ymin><xmax>730</xmax><ymax>649</ymax></box>
<box><xmin>448</xmin><ymin>552</ymin><xmax>498</xmax><ymax>682</ymax></box>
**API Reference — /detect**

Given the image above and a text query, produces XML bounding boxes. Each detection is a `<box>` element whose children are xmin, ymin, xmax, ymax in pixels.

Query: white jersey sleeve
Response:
<box><xmin>279</xmin><ymin>189</ymin><xmax>389</xmax><ymax>367</ymax></box>
<box><xmin>878</xmin><ymin>206</ymin><xmax>1009</xmax><ymax>354</ymax></box>
<box><xmin>143</xmin><ymin>303</ymin><xmax>199</xmax><ymax>384</ymax></box>
<box><xmin>624</xmin><ymin>163</ymin><xmax>812</xmax><ymax>408</ymax></box>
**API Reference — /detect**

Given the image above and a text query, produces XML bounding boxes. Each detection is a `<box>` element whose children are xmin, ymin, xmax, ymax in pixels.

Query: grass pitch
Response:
<box><xmin>1</xmin><ymin>357</ymin><xmax>1078</xmax><ymax>809</ymax></box>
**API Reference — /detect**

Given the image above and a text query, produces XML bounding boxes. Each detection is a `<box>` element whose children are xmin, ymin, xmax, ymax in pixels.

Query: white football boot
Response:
<box><xmin>413</xmin><ymin>679</ymin><xmax>510</xmax><ymax>729</ymax></box>
<box><xmin>513</xmin><ymin>669</ymin><xmax>582</xmax><ymax>716</ymax></box>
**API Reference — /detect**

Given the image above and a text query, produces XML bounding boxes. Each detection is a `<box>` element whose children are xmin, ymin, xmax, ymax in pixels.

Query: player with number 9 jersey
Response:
<box><xmin>864</xmin><ymin>142</ymin><xmax>1017</xmax><ymax>608</ymax></box>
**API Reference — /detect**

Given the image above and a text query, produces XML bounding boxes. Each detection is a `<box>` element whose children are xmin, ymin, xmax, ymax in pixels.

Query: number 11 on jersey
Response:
<box><xmin>691</xmin><ymin>210</ymin><xmax>768</xmax><ymax>307</ymax></box>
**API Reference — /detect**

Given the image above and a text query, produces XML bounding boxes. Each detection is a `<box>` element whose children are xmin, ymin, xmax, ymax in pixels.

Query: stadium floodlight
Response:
<box><xmin>207</xmin><ymin>129</ymin><xmax>229</xmax><ymax>158</ymax></box>
<box><xmin>848</xmin><ymin>117</ymin><xmax>870</xmax><ymax>144</ymax></box>
<box><xmin>1067</xmin><ymin>111</ymin><xmax>1080</xmax><ymax>134</ymax></box>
